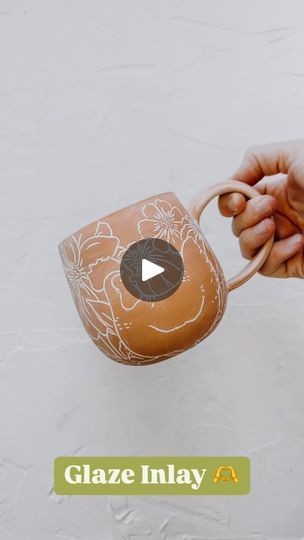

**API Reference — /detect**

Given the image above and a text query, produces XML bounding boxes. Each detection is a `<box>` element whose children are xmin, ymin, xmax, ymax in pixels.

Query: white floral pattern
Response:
<box><xmin>59</xmin><ymin>197</ymin><xmax>227</xmax><ymax>365</ymax></box>
<box><xmin>138</xmin><ymin>199</ymin><xmax>183</xmax><ymax>245</ymax></box>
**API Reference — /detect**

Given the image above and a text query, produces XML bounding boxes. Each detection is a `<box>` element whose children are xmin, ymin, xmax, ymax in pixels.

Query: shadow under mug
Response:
<box><xmin>58</xmin><ymin>181</ymin><xmax>274</xmax><ymax>366</ymax></box>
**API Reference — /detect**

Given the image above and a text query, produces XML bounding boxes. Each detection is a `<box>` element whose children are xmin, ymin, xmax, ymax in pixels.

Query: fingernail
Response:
<box><xmin>228</xmin><ymin>196</ymin><xmax>238</xmax><ymax>214</ymax></box>
<box><xmin>256</xmin><ymin>220</ymin><xmax>268</xmax><ymax>236</ymax></box>
<box><xmin>290</xmin><ymin>234</ymin><xmax>303</xmax><ymax>245</ymax></box>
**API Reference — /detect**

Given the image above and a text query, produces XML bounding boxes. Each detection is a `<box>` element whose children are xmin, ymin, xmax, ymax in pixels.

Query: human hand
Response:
<box><xmin>218</xmin><ymin>140</ymin><xmax>304</xmax><ymax>278</ymax></box>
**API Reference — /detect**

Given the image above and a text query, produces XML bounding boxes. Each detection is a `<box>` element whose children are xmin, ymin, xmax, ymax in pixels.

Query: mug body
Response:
<box><xmin>58</xmin><ymin>192</ymin><xmax>227</xmax><ymax>365</ymax></box>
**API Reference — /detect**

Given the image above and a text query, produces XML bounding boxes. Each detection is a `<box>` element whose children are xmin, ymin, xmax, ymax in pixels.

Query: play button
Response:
<box><xmin>120</xmin><ymin>238</ymin><xmax>184</xmax><ymax>302</ymax></box>
<box><xmin>142</xmin><ymin>259</ymin><xmax>164</xmax><ymax>282</ymax></box>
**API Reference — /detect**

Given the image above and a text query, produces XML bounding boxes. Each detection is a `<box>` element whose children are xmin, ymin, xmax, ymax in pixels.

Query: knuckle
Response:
<box><xmin>244</xmin><ymin>145</ymin><xmax>259</xmax><ymax>160</ymax></box>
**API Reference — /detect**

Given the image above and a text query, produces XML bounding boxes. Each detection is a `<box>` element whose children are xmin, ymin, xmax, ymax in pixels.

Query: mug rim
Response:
<box><xmin>58</xmin><ymin>191</ymin><xmax>177</xmax><ymax>248</ymax></box>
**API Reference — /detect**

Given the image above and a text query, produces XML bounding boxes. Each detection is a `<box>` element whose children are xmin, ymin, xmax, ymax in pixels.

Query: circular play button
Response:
<box><xmin>120</xmin><ymin>238</ymin><xmax>184</xmax><ymax>302</ymax></box>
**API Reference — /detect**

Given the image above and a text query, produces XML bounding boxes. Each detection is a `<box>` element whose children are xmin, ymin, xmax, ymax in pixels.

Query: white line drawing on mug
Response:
<box><xmin>60</xmin><ymin>199</ymin><xmax>226</xmax><ymax>365</ymax></box>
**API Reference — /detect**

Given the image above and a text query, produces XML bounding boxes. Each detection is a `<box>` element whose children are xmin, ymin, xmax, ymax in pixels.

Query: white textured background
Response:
<box><xmin>1</xmin><ymin>1</ymin><xmax>304</xmax><ymax>539</ymax></box>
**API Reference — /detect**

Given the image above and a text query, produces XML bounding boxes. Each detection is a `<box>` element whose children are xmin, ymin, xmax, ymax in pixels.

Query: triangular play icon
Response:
<box><xmin>141</xmin><ymin>258</ymin><xmax>165</xmax><ymax>282</ymax></box>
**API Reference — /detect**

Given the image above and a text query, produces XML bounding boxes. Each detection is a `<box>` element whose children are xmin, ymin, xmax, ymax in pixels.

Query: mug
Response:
<box><xmin>58</xmin><ymin>181</ymin><xmax>274</xmax><ymax>366</ymax></box>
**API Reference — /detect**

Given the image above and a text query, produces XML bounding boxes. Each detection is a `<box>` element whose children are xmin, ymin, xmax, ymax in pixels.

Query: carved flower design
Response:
<box><xmin>59</xmin><ymin>221</ymin><xmax>121</xmax><ymax>338</ymax></box>
<box><xmin>138</xmin><ymin>199</ymin><xmax>183</xmax><ymax>245</ymax></box>
<box><xmin>181</xmin><ymin>215</ymin><xmax>204</xmax><ymax>244</ymax></box>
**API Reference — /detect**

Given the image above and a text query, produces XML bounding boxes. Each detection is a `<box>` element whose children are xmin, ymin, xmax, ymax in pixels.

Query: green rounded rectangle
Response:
<box><xmin>54</xmin><ymin>456</ymin><xmax>250</xmax><ymax>495</ymax></box>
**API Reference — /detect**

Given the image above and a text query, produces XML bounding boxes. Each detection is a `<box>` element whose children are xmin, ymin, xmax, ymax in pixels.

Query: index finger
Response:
<box><xmin>218</xmin><ymin>176</ymin><xmax>267</xmax><ymax>217</ymax></box>
<box><xmin>218</xmin><ymin>192</ymin><xmax>246</xmax><ymax>217</ymax></box>
<box><xmin>231</xmin><ymin>140</ymin><xmax>302</xmax><ymax>185</ymax></box>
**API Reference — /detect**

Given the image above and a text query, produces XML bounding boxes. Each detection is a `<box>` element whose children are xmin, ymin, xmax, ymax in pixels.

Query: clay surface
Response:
<box><xmin>59</xmin><ymin>192</ymin><xmax>227</xmax><ymax>365</ymax></box>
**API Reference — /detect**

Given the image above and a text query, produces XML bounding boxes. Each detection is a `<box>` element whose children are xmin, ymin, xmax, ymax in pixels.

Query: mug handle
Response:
<box><xmin>188</xmin><ymin>180</ymin><xmax>275</xmax><ymax>293</ymax></box>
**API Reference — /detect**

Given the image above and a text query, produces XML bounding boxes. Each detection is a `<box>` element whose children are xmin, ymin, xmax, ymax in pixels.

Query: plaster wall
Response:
<box><xmin>1</xmin><ymin>1</ymin><xmax>304</xmax><ymax>538</ymax></box>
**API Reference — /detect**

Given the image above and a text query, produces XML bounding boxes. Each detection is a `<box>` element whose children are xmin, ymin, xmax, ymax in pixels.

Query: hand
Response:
<box><xmin>218</xmin><ymin>140</ymin><xmax>304</xmax><ymax>278</ymax></box>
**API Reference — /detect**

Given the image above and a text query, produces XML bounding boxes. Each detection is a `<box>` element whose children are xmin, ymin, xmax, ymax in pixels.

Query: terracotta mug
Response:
<box><xmin>58</xmin><ymin>181</ymin><xmax>274</xmax><ymax>366</ymax></box>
